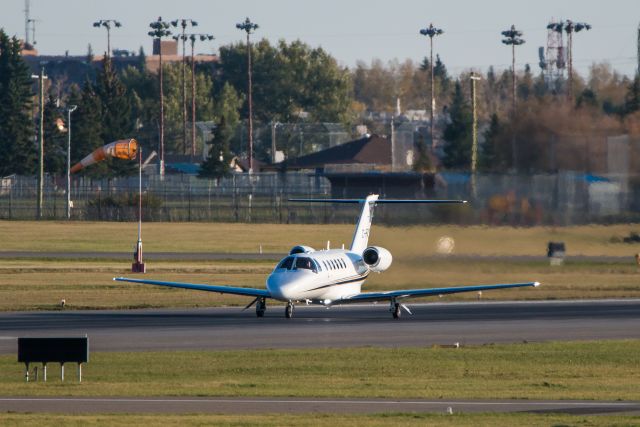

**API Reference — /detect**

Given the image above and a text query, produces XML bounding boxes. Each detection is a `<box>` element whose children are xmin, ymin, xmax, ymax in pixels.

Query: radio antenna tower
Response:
<box><xmin>544</xmin><ymin>19</ymin><xmax>566</xmax><ymax>90</ymax></box>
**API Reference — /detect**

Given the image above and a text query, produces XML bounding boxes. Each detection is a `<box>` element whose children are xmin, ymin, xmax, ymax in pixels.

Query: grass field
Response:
<box><xmin>0</xmin><ymin>257</ymin><xmax>639</xmax><ymax>310</ymax></box>
<box><xmin>1</xmin><ymin>413</ymin><xmax>638</xmax><ymax>427</ymax></box>
<box><xmin>1</xmin><ymin>341</ymin><xmax>638</xmax><ymax>401</ymax></box>
<box><xmin>2</xmin><ymin>222</ymin><xmax>640</xmax><ymax>310</ymax></box>
<box><xmin>2</xmin><ymin>221</ymin><xmax>640</xmax><ymax>256</ymax></box>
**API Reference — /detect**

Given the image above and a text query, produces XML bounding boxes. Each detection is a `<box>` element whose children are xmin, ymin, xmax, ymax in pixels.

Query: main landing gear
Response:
<box><xmin>285</xmin><ymin>301</ymin><xmax>295</xmax><ymax>318</ymax></box>
<box><xmin>256</xmin><ymin>298</ymin><xmax>266</xmax><ymax>318</ymax></box>
<box><xmin>389</xmin><ymin>298</ymin><xmax>411</xmax><ymax>319</ymax></box>
<box><xmin>391</xmin><ymin>301</ymin><xmax>401</xmax><ymax>319</ymax></box>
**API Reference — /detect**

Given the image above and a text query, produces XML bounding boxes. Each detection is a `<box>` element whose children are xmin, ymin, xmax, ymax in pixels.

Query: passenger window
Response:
<box><xmin>277</xmin><ymin>257</ymin><xmax>294</xmax><ymax>270</ymax></box>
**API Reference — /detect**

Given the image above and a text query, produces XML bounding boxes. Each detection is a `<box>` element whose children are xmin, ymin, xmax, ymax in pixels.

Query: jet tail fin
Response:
<box><xmin>289</xmin><ymin>195</ymin><xmax>467</xmax><ymax>254</ymax></box>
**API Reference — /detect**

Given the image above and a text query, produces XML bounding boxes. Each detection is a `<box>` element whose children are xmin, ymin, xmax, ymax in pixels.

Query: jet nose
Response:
<box><xmin>267</xmin><ymin>273</ymin><xmax>301</xmax><ymax>301</ymax></box>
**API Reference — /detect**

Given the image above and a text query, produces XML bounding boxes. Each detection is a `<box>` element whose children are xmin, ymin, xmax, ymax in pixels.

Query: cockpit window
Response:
<box><xmin>294</xmin><ymin>257</ymin><xmax>317</xmax><ymax>273</ymax></box>
<box><xmin>277</xmin><ymin>256</ymin><xmax>294</xmax><ymax>270</ymax></box>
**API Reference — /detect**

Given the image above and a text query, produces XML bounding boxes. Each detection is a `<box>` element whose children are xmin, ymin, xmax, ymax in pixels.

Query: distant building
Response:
<box><xmin>19</xmin><ymin>39</ymin><xmax>217</xmax><ymax>82</ymax></box>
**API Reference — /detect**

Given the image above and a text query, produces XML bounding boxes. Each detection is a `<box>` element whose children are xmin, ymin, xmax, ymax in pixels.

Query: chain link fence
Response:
<box><xmin>0</xmin><ymin>172</ymin><xmax>638</xmax><ymax>225</ymax></box>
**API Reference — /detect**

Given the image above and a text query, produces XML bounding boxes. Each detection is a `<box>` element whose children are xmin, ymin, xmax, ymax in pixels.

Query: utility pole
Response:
<box><xmin>184</xmin><ymin>33</ymin><xmax>214</xmax><ymax>162</ymax></box>
<box><xmin>171</xmin><ymin>19</ymin><xmax>198</xmax><ymax>155</ymax></box>
<box><xmin>564</xmin><ymin>20</ymin><xmax>591</xmax><ymax>100</ymax></box>
<box><xmin>501</xmin><ymin>24</ymin><xmax>525</xmax><ymax>170</ymax></box>
<box><xmin>236</xmin><ymin>17</ymin><xmax>259</xmax><ymax>173</ymax></box>
<box><xmin>470</xmin><ymin>73</ymin><xmax>481</xmax><ymax>200</ymax></box>
<box><xmin>148</xmin><ymin>17</ymin><xmax>172</xmax><ymax>179</ymax></box>
<box><xmin>419</xmin><ymin>23</ymin><xmax>444</xmax><ymax>153</ymax></box>
<box><xmin>31</xmin><ymin>67</ymin><xmax>47</xmax><ymax>219</ymax></box>
<box><xmin>66</xmin><ymin>105</ymin><xmax>77</xmax><ymax>220</ymax></box>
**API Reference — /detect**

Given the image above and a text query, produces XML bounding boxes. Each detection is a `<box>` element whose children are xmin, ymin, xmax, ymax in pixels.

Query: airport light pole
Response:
<box><xmin>65</xmin><ymin>105</ymin><xmax>77</xmax><ymax>220</ymax></box>
<box><xmin>419</xmin><ymin>23</ymin><xmax>444</xmax><ymax>152</ymax></box>
<box><xmin>184</xmin><ymin>33</ymin><xmax>214</xmax><ymax>161</ymax></box>
<box><xmin>148</xmin><ymin>17</ymin><xmax>172</xmax><ymax>179</ymax></box>
<box><xmin>547</xmin><ymin>20</ymin><xmax>591</xmax><ymax>100</ymax></box>
<box><xmin>501</xmin><ymin>24</ymin><xmax>525</xmax><ymax>170</ymax></box>
<box><xmin>31</xmin><ymin>66</ymin><xmax>47</xmax><ymax>219</ymax></box>
<box><xmin>470</xmin><ymin>73</ymin><xmax>481</xmax><ymax>200</ymax></box>
<box><xmin>171</xmin><ymin>19</ymin><xmax>198</xmax><ymax>155</ymax></box>
<box><xmin>92</xmin><ymin>19</ymin><xmax>122</xmax><ymax>58</ymax></box>
<box><xmin>236</xmin><ymin>17</ymin><xmax>259</xmax><ymax>173</ymax></box>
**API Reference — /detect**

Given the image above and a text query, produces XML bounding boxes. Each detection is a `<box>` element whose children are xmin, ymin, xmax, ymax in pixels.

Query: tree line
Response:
<box><xmin>1</xmin><ymin>27</ymin><xmax>640</xmax><ymax>179</ymax></box>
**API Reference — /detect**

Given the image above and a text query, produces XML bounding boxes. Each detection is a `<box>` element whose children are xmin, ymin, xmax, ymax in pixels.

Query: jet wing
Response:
<box><xmin>113</xmin><ymin>277</ymin><xmax>271</xmax><ymax>298</ymax></box>
<box><xmin>334</xmin><ymin>282</ymin><xmax>540</xmax><ymax>304</ymax></box>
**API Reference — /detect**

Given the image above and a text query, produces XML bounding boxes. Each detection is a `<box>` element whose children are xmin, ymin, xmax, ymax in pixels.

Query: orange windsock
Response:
<box><xmin>71</xmin><ymin>139</ymin><xmax>138</xmax><ymax>174</ymax></box>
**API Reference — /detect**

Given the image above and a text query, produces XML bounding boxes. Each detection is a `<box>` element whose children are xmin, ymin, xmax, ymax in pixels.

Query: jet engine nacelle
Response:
<box><xmin>289</xmin><ymin>245</ymin><xmax>315</xmax><ymax>255</ymax></box>
<box><xmin>362</xmin><ymin>246</ymin><xmax>393</xmax><ymax>272</ymax></box>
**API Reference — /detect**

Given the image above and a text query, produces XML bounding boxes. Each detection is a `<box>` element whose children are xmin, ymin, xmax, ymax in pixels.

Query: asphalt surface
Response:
<box><xmin>1</xmin><ymin>300</ymin><xmax>639</xmax><ymax>353</ymax></box>
<box><xmin>1</xmin><ymin>300</ymin><xmax>639</xmax><ymax>415</ymax></box>
<box><xmin>0</xmin><ymin>397</ymin><xmax>638</xmax><ymax>415</ymax></box>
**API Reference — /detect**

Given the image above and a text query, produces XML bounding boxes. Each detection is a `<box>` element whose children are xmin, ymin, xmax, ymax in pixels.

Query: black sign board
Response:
<box><xmin>18</xmin><ymin>337</ymin><xmax>89</xmax><ymax>364</ymax></box>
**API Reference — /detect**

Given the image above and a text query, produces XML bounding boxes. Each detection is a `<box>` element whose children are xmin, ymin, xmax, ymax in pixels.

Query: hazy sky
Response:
<box><xmin>3</xmin><ymin>0</ymin><xmax>639</xmax><ymax>77</ymax></box>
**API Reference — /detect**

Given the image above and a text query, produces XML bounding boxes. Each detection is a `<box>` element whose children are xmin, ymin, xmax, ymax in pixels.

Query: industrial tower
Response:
<box><xmin>539</xmin><ymin>19</ymin><xmax>566</xmax><ymax>89</ymax></box>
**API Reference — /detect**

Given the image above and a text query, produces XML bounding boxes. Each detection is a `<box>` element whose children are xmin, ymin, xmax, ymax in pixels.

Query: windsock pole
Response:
<box><xmin>132</xmin><ymin>146</ymin><xmax>146</xmax><ymax>273</ymax></box>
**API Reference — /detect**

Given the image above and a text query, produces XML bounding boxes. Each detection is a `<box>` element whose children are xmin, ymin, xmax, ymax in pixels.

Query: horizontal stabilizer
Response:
<box><xmin>289</xmin><ymin>198</ymin><xmax>467</xmax><ymax>204</ymax></box>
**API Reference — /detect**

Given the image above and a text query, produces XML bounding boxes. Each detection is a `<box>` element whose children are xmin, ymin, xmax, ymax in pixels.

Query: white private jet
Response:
<box><xmin>114</xmin><ymin>195</ymin><xmax>539</xmax><ymax>319</ymax></box>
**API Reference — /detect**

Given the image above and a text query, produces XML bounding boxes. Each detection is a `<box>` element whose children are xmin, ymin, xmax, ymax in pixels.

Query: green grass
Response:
<box><xmin>3</xmin><ymin>222</ymin><xmax>640</xmax><ymax>311</ymax></box>
<box><xmin>1</xmin><ymin>341</ymin><xmax>639</xmax><ymax>401</ymax></box>
<box><xmin>3</xmin><ymin>221</ymin><xmax>640</xmax><ymax>257</ymax></box>
<box><xmin>0</xmin><ymin>413</ymin><xmax>638</xmax><ymax>427</ymax></box>
<box><xmin>1</xmin><ymin>257</ymin><xmax>639</xmax><ymax>311</ymax></box>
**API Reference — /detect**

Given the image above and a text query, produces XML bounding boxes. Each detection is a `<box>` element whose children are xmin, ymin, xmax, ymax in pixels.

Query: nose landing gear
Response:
<box><xmin>285</xmin><ymin>301</ymin><xmax>295</xmax><ymax>318</ymax></box>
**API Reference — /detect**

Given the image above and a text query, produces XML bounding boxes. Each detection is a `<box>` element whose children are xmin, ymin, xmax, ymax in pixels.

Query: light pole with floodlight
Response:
<box><xmin>236</xmin><ymin>17</ymin><xmax>258</xmax><ymax>173</ymax></box>
<box><xmin>148</xmin><ymin>17</ymin><xmax>172</xmax><ymax>179</ymax></box>
<box><xmin>92</xmin><ymin>19</ymin><xmax>121</xmax><ymax>58</ymax></box>
<box><xmin>182</xmin><ymin>33</ymin><xmax>214</xmax><ymax>161</ymax></box>
<box><xmin>501</xmin><ymin>24</ymin><xmax>525</xmax><ymax>170</ymax></box>
<box><xmin>419</xmin><ymin>23</ymin><xmax>444</xmax><ymax>153</ymax></box>
<box><xmin>171</xmin><ymin>19</ymin><xmax>198</xmax><ymax>154</ymax></box>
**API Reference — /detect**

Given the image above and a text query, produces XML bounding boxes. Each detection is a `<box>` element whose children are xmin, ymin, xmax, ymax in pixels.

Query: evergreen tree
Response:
<box><xmin>199</xmin><ymin>83</ymin><xmax>241</xmax><ymax>179</ymax></box>
<box><xmin>518</xmin><ymin>64</ymin><xmax>534</xmax><ymax>101</ymax></box>
<box><xmin>86</xmin><ymin>43</ymin><xmax>94</xmax><ymax>63</ymax></box>
<box><xmin>479</xmin><ymin>113</ymin><xmax>501</xmax><ymax>171</ymax></box>
<box><xmin>442</xmin><ymin>81</ymin><xmax>472</xmax><ymax>169</ymax></box>
<box><xmin>624</xmin><ymin>76</ymin><xmax>640</xmax><ymax>115</ymax></box>
<box><xmin>411</xmin><ymin>132</ymin><xmax>432</xmax><ymax>172</ymax></box>
<box><xmin>198</xmin><ymin>116</ymin><xmax>233</xmax><ymax>179</ymax></box>
<box><xmin>94</xmin><ymin>58</ymin><xmax>136</xmax><ymax>176</ymax></box>
<box><xmin>0</xmin><ymin>30</ymin><xmax>36</xmax><ymax>175</ymax></box>
<box><xmin>69</xmin><ymin>80</ymin><xmax>104</xmax><ymax>177</ymax></box>
<box><xmin>433</xmin><ymin>54</ymin><xmax>451</xmax><ymax>94</ymax></box>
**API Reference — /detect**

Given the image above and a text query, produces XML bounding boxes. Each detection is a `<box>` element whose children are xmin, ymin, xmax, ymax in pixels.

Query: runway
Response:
<box><xmin>0</xmin><ymin>397</ymin><xmax>638</xmax><ymax>415</ymax></box>
<box><xmin>1</xmin><ymin>299</ymin><xmax>639</xmax><ymax>353</ymax></box>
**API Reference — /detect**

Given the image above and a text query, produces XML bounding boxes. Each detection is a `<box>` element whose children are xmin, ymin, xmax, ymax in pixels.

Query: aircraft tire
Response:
<box><xmin>285</xmin><ymin>302</ymin><xmax>294</xmax><ymax>318</ymax></box>
<box><xmin>392</xmin><ymin>303</ymin><xmax>401</xmax><ymax>319</ymax></box>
